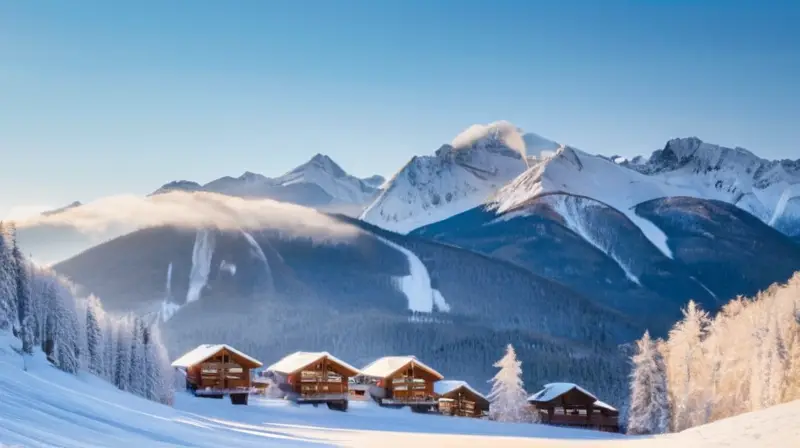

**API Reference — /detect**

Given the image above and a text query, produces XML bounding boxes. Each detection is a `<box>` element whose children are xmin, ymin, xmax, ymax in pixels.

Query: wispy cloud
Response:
<box><xmin>14</xmin><ymin>192</ymin><xmax>361</xmax><ymax>264</ymax></box>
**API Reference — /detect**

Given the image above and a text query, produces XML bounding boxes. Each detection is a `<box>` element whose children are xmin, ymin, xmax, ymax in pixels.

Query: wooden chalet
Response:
<box><xmin>171</xmin><ymin>344</ymin><xmax>262</xmax><ymax>405</ymax></box>
<box><xmin>434</xmin><ymin>380</ymin><xmax>489</xmax><ymax>418</ymax></box>
<box><xmin>528</xmin><ymin>383</ymin><xmax>620</xmax><ymax>432</ymax></box>
<box><xmin>357</xmin><ymin>356</ymin><xmax>444</xmax><ymax>412</ymax></box>
<box><xmin>266</xmin><ymin>351</ymin><xmax>360</xmax><ymax>411</ymax></box>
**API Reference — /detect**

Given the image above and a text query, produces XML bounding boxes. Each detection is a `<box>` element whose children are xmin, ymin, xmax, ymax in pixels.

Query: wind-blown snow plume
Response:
<box><xmin>451</xmin><ymin>121</ymin><xmax>528</xmax><ymax>158</ymax></box>
<box><xmin>186</xmin><ymin>229</ymin><xmax>215</xmax><ymax>304</ymax></box>
<box><xmin>375</xmin><ymin>236</ymin><xmax>450</xmax><ymax>313</ymax></box>
<box><xmin>13</xmin><ymin>191</ymin><xmax>359</xmax><ymax>263</ymax></box>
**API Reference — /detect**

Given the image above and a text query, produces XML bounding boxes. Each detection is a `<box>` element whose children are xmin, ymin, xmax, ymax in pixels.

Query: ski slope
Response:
<box><xmin>1</xmin><ymin>333</ymin><xmax>798</xmax><ymax>447</ymax></box>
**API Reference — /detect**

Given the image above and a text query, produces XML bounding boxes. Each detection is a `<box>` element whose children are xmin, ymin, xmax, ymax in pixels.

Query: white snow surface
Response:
<box><xmin>1</xmin><ymin>334</ymin><xmax>798</xmax><ymax>448</ymax></box>
<box><xmin>186</xmin><ymin>229</ymin><xmax>215</xmax><ymax>304</ymax></box>
<box><xmin>359</xmin><ymin>356</ymin><xmax>444</xmax><ymax>380</ymax></box>
<box><xmin>375</xmin><ymin>236</ymin><xmax>451</xmax><ymax>313</ymax></box>
<box><xmin>266</xmin><ymin>352</ymin><xmax>360</xmax><ymax>376</ymax></box>
<box><xmin>171</xmin><ymin>344</ymin><xmax>263</xmax><ymax>369</ymax></box>
<box><xmin>434</xmin><ymin>380</ymin><xmax>487</xmax><ymax>400</ymax></box>
<box><xmin>360</xmin><ymin>121</ymin><xmax>552</xmax><ymax>234</ymax></box>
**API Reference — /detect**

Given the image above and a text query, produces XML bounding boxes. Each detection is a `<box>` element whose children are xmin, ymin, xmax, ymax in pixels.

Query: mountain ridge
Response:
<box><xmin>151</xmin><ymin>154</ymin><xmax>385</xmax><ymax>213</ymax></box>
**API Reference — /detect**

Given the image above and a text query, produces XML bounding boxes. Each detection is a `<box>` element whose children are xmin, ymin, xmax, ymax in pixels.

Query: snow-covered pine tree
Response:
<box><xmin>103</xmin><ymin>318</ymin><xmax>116</xmax><ymax>381</ymax></box>
<box><xmin>128</xmin><ymin>317</ymin><xmax>145</xmax><ymax>395</ymax></box>
<box><xmin>627</xmin><ymin>331</ymin><xmax>670</xmax><ymax>435</ymax></box>
<box><xmin>665</xmin><ymin>300</ymin><xmax>709</xmax><ymax>432</ymax></box>
<box><xmin>487</xmin><ymin>344</ymin><xmax>537</xmax><ymax>423</ymax></box>
<box><xmin>51</xmin><ymin>279</ymin><xmax>81</xmax><ymax>374</ymax></box>
<box><xmin>8</xmin><ymin>223</ymin><xmax>34</xmax><ymax>353</ymax></box>
<box><xmin>85</xmin><ymin>294</ymin><xmax>105</xmax><ymax>376</ymax></box>
<box><xmin>143</xmin><ymin>324</ymin><xmax>174</xmax><ymax>405</ymax></box>
<box><xmin>0</xmin><ymin>222</ymin><xmax>19</xmax><ymax>333</ymax></box>
<box><xmin>114</xmin><ymin>318</ymin><xmax>132</xmax><ymax>390</ymax></box>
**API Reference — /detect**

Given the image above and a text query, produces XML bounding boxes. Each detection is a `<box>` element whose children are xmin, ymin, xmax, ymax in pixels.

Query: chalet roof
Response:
<box><xmin>593</xmin><ymin>400</ymin><xmax>618</xmax><ymax>412</ymax></box>
<box><xmin>266</xmin><ymin>351</ymin><xmax>360</xmax><ymax>376</ymax></box>
<box><xmin>171</xmin><ymin>344</ymin><xmax>262</xmax><ymax>369</ymax></box>
<box><xmin>527</xmin><ymin>382</ymin><xmax>598</xmax><ymax>403</ymax></box>
<box><xmin>434</xmin><ymin>380</ymin><xmax>486</xmax><ymax>400</ymax></box>
<box><xmin>359</xmin><ymin>356</ymin><xmax>444</xmax><ymax>380</ymax></box>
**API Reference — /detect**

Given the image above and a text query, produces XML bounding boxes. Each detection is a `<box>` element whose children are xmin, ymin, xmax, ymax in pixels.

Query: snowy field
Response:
<box><xmin>1</xmin><ymin>338</ymin><xmax>798</xmax><ymax>447</ymax></box>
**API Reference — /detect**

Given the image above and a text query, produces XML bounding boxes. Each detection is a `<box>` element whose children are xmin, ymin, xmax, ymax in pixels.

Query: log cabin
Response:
<box><xmin>527</xmin><ymin>383</ymin><xmax>620</xmax><ymax>432</ymax></box>
<box><xmin>266</xmin><ymin>351</ymin><xmax>360</xmax><ymax>411</ymax></box>
<box><xmin>357</xmin><ymin>356</ymin><xmax>443</xmax><ymax>412</ymax></box>
<box><xmin>434</xmin><ymin>380</ymin><xmax>489</xmax><ymax>418</ymax></box>
<box><xmin>171</xmin><ymin>344</ymin><xmax>262</xmax><ymax>405</ymax></box>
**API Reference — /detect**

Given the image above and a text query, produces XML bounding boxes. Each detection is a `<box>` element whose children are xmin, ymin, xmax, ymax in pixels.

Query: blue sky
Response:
<box><xmin>1</xmin><ymin>0</ymin><xmax>798</xmax><ymax>218</ymax></box>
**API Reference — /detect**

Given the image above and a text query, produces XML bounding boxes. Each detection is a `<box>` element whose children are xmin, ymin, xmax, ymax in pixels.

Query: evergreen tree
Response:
<box><xmin>85</xmin><ymin>295</ymin><xmax>104</xmax><ymax>375</ymax></box>
<box><xmin>114</xmin><ymin>319</ymin><xmax>131</xmax><ymax>390</ymax></box>
<box><xmin>628</xmin><ymin>331</ymin><xmax>670</xmax><ymax>435</ymax></box>
<box><xmin>487</xmin><ymin>344</ymin><xmax>537</xmax><ymax>423</ymax></box>
<box><xmin>103</xmin><ymin>319</ymin><xmax>116</xmax><ymax>381</ymax></box>
<box><xmin>666</xmin><ymin>300</ymin><xmax>709</xmax><ymax>431</ymax></box>
<box><xmin>128</xmin><ymin>318</ymin><xmax>145</xmax><ymax>396</ymax></box>
<box><xmin>51</xmin><ymin>279</ymin><xmax>81</xmax><ymax>374</ymax></box>
<box><xmin>0</xmin><ymin>222</ymin><xmax>19</xmax><ymax>332</ymax></box>
<box><xmin>8</xmin><ymin>224</ymin><xmax>34</xmax><ymax>353</ymax></box>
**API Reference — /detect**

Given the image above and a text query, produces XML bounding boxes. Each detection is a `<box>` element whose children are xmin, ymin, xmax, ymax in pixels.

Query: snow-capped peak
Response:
<box><xmin>491</xmin><ymin>137</ymin><xmax>800</xmax><ymax>254</ymax></box>
<box><xmin>360</xmin><ymin>121</ymin><xmax>560</xmax><ymax>233</ymax></box>
<box><xmin>150</xmin><ymin>154</ymin><xmax>383</xmax><ymax>211</ymax></box>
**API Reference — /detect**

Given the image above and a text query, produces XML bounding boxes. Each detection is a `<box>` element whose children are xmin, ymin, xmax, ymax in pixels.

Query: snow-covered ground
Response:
<box><xmin>1</xmin><ymin>334</ymin><xmax>798</xmax><ymax>447</ymax></box>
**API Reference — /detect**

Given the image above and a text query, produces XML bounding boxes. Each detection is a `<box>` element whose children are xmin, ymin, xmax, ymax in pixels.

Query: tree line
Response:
<box><xmin>628</xmin><ymin>273</ymin><xmax>800</xmax><ymax>434</ymax></box>
<box><xmin>0</xmin><ymin>221</ymin><xmax>173</xmax><ymax>405</ymax></box>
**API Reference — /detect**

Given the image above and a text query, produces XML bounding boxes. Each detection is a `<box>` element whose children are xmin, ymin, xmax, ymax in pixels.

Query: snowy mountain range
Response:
<box><xmin>363</xmin><ymin>121</ymin><xmax>800</xmax><ymax>242</ymax></box>
<box><xmin>360</xmin><ymin>121</ymin><xmax>561</xmax><ymax>233</ymax></box>
<box><xmin>152</xmin><ymin>154</ymin><xmax>385</xmax><ymax>214</ymax></box>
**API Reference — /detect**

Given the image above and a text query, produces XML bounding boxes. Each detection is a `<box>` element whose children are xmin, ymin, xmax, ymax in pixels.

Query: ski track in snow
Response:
<box><xmin>768</xmin><ymin>186</ymin><xmax>798</xmax><ymax>226</ymax></box>
<box><xmin>627</xmin><ymin>211</ymin><xmax>673</xmax><ymax>259</ymax></box>
<box><xmin>186</xmin><ymin>229</ymin><xmax>215</xmax><ymax>304</ymax></box>
<box><xmin>241</xmin><ymin>230</ymin><xmax>275</xmax><ymax>293</ymax></box>
<box><xmin>165</xmin><ymin>262</ymin><xmax>173</xmax><ymax>298</ymax></box>
<box><xmin>375</xmin><ymin>236</ymin><xmax>451</xmax><ymax>313</ymax></box>
<box><xmin>690</xmin><ymin>276</ymin><xmax>719</xmax><ymax>301</ymax></box>
<box><xmin>551</xmin><ymin>198</ymin><xmax>641</xmax><ymax>285</ymax></box>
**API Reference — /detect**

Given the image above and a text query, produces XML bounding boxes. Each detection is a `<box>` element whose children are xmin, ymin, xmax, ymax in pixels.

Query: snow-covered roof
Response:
<box><xmin>266</xmin><ymin>352</ymin><xmax>360</xmax><ymax>376</ymax></box>
<box><xmin>527</xmin><ymin>382</ymin><xmax>597</xmax><ymax>403</ymax></box>
<box><xmin>593</xmin><ymin>400</ymin><xmax>617</xmax><ymax>412</ymax></box>
<box><xmin>359</xmin><ymin>356</ymin><xmax>444</xmax><ymax>380</ymax></box>
<box><xmin>433</xmin><ymin>380</ymin><xmax>486</xmax><ymax>400</ymax></box>
<box><xmin>170</xmin><ymin>344</ymin><xmax>263</xmax><ymax>369</ymax></box>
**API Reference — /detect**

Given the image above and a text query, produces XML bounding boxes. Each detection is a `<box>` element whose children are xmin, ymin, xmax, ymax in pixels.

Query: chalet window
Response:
<box><xmin>228</xmin><ymin>367</ymin><xmax>243</xmax><ymax>373</ymax></box>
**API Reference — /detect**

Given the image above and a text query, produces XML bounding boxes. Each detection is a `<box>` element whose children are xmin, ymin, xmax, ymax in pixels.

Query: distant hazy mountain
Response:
<box><xmin>152</xmin><ymin>154</ymin><xmax>384</xmax><ymax>214</ymax></box>
<box><xmin>41</xmin><ymin>201</ymin><xmax>83</xmax><ymax>217</ymax></box>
